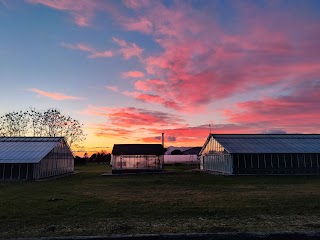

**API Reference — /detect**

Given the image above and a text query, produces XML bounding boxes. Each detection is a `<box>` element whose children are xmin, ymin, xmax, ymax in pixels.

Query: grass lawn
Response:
<box><xmin>1</xmin><ymin>163</ymin><xmax>320</xmax><ymax>238</ymax></box>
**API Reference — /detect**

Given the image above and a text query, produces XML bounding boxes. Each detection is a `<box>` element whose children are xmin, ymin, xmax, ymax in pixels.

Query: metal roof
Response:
<box><xmin>0</xmin><ymin>137</ymin><xmax>63</xmax><ymax>163</ymax></box>
<box><xmin>112</xmin><ymin>144</ymin><xmax>165</xmax><ymax>155</ymax></box>
<box><xmin>212</xmin><ymin>134</ymin><xmax>320</xmax><ymax>154</ymax></box>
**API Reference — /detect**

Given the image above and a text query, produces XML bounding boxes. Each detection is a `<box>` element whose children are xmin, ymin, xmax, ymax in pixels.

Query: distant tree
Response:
<box><xmin>74</xmin><ymin>156</ymin><xmax>87</xmax><ymax>165</ymax></box>
<box><xmin>0</xmin><ymin>108</ymin><xmax>86</xmax><ymax>147</ymax></box>
<box><xmin>89</xmin><ymin>153</ymin><xmax>97</xmax><ymax>162</ymax></box>
<box><xmin>88</xmin><ymin>151</ymin><xmax>111</xmax><ymax>164</ymax></box>
<box><xmin>106</xmin><ymin>153</ymin><xmax>111</xmax><ymax>164</ymax></box>
<box><xmin>171</xmin><ymin>149</ymin><xmax>183</xmax><ymax>155</ymax></box>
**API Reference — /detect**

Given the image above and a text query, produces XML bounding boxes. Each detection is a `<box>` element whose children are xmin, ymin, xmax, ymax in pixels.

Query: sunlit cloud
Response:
<box><xmin>26</xmin><ymin>0</ymin><xmax>111</xmax><ymax>27</ymax></box>
<box><xmin>105</xmin><ymin>86</ymin><xmax>119</xmax><ymax>92</ymax></box>
<box><xmin>21</xmin><ymin>0</ymin><xmax>320</xmax><ymax>148</ymax></box>
<box><xmin>61</xmin><ymin>42</ymin><xmax>113</xmax><ymax>58</ymax></box>
<box><xmin>83</xmin><ymin>105</ymin><xmax>185</xmax><ymax>128</ymax></box>
<box><xmin>122</xmin><ymin>91</ymin><xmax>181</xmax><ymax>110</ymax></box>
<box><xmin>29</xmin><ymin>88</ymin><xmax>85</xmax><ymax>100</ymax></box>
<box><xmin>224</xmin><ymin>81</ymin><xmax>320</xmax><ymax>132</ymax></box>
<box><xmin>123</xmin><ymin>0</ymin><xmax>151</xmax><ymax>9</ymax></box>
<box><xmin>122</xmin><ymin>71</ymin><xmax>144</xmax><ymax>78</ymax></box>
<box><xmin>112</xmin><ymin>1</ymin><xmax>320</xmax><ymax>111</ymax></box>
<box><xmin>113</xmin><ymin>37</ymin><xmax>143</xmax><ymax>60</ymax></box>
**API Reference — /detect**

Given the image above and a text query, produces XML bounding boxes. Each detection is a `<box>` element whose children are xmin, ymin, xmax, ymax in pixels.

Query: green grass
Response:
<box><xmin>1</xmin><ymin>163</ymin><xmax>320</xmax><ymax>237</ymax></box>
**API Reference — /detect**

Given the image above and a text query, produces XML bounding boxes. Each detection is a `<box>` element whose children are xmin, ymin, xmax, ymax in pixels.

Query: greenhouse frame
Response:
<box><xmin>0</xmin><ymin>137</ymin><xmax>74</xmax><ymax>180</ymax></box>
<box><xmin>111</xmin><ymin>144</ymin><xmax>165</xmax><ymax>174</ymax></box>
<box><xmin>199</xmin><ymin>134</ymin><xmax>320</xmax><ymax>175</ymax></box>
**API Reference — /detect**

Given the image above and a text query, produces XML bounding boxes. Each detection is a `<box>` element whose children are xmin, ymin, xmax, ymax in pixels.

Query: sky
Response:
<box><xmin>1</xmin><ymin>0</ymin><xmax>320</xmax><ymax>155</ymax></box>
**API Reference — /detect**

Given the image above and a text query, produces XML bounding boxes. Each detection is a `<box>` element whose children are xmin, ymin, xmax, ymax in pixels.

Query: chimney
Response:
<box><xmin>161</xmin><ymin>133</ymin><xmax>164</xmax><ymax>147</ymax></box>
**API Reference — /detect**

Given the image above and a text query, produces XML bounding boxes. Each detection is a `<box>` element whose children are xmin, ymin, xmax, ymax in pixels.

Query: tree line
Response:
<box><xmin>74</xmin><ymin>152</ymin><xmax>111</xmax><ymax>165</ymax></box>
<box><xmin>0</xmin><ymin>108</ymin><xmax>85</xmax><ymax>147</ymax></box>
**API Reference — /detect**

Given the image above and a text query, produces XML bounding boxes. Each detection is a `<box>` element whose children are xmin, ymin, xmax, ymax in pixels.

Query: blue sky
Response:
<box><xmin>1</xmin><ymin>0</ymin><xmax>320</xmax><ymax>154</ymax></box>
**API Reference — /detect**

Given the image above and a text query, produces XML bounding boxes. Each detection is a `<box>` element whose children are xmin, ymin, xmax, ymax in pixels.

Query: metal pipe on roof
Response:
<box><xmin>162</xmin><ymin>133</ymin><xmax>164</xmax><ymax>147</ymax></box>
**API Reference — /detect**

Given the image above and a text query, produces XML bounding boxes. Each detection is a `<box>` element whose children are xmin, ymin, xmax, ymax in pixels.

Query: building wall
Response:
<box><xmin>164</xmin><ymin>155</ymin><xmax>199</xmax><ymax>165</ymax></box>
<box><xmin>0</xmin><ymin>142</ymin><xmax>73</xmax><ymax>180</ymax></box>
<box><xmin>112</xmin><ymin>155</ymin><xmax>164</xmax><ymax>170</ymax></box>
<box><xmin>201</xmin><ymin>154</ymin><xmax>233</xmax><ymax>174</ymax></box>
<box><xmin>0</xmin><ymin>163</ymin><xmax>35</xmax><ymax>180</ymax></box>
<box><xmin>233</xmin><ymin>153</ymin><xmax>320</xmax><ymax>174</ymax></box>
<box><xmin>34</xmin><ymin>141</ymin><xmax>74</xmax><ymax>179</ymax></box>
<box><xmin>200</xmin><ymin>135</ymin><xmax>320</xmax><ymax>174</ymax></box>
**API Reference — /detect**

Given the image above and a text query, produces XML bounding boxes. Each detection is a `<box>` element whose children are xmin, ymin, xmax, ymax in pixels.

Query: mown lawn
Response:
<box><xmin>1</xmin><ymin>163</ymin><xmax>320</xmax><ymax>238</ymax></box>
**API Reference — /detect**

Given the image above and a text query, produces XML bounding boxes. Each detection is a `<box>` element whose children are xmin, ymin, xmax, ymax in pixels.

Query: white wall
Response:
<box><xmin>164</xmin><ymin>155</ymin><xmax>199</xmax><ymax>165</ymax></box>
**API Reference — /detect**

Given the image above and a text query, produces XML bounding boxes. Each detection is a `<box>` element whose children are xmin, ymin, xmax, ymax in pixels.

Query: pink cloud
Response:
<box><xmin>108</xmin><ymin>1</ymin><xmax>320</xmax><ymax>112</ymax></box>
<box><xmin>120</xmin><ymin>17</ymin><xmax>153</xmax><ymax>34</ymax></box>
<box><xmin>123</xmin><ymin>0</ymin><xmax>151</xmax><ymax>9</ymax></box>
<box><xmin>113</xmin><ymin>37</ymin><xmax>143</xmax><ymax>60</ymax></box>
<box><xmin>224</xmin><ymin>81</ymin><xmax>320</xmax><ymax>133</ymax></box>
<box><xmin>134</xmin><ymin>79</ymin><xmax>166</xmax><ymax>92</ymax></box>
<box><xmin>122</xmin><ymin>91</ymin><xmax>181</xmax><ymax>111</ymax></box>
<box><xmin>26</xmin><ymin>0</ymin><xmax>108</xmax><ymax>27</ymax></box>
<box><xmin>105</xmin><ymin>86</ymin><xmax>119</xmax><ymax>92</ymax></box>
<box><xmin>61</xmin><ymin>42</ymin><xmax>113</xmax><ymax>58</ymax></box>
<box><xmin>29</xmin><ymin>0</ymin><xmax>320</xmax><ymax>118</ymax></box>
<box><xmin>122</xmin><ymin>71</ymin><xmax>145</xmax><ymax>78</ymax></box>
<box><xmin>29</xmin><ymin>88</ymin><xmax>85</xmax><ymax>100</ymax></box>
<box><xmin>84</xmin><ymin>105</ymin><xmax>184</xmax><ymax>128</ymax></box>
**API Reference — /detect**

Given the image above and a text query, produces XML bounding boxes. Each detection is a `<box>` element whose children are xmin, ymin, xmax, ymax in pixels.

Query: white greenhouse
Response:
<box><xmin>0</xmin><ymin>137</ymin><xmax>74</xmax><ymax>180</ymax></box>
<box><xmin>200</xmin><ymin>134</ymin><xmax>320</xmax><ymax>175</ymax></box>
<box><xmin>111</xmin><ymin>144</ymin><xmax>165</xmax><ymax>174</ymax></box>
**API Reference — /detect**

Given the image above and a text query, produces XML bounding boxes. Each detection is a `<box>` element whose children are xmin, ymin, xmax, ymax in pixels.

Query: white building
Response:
<box><xmin>111</xmin><ymin>144</ymin><xmax>165</xmax><ymax>174</ymax></box>
<box><xmin>200</xmin><ymin>134</ymin><xmax>320</xmax><ymax>175</ymax></box>
<box><xmin>0</xmin><ymin>137</ymin><xmax>74</xmax><ymax>180</ymax></box>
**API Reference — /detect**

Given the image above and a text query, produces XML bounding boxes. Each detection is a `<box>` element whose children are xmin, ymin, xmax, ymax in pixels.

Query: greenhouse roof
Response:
<box><xmin>112</xmin><ymin>144</ymin><xmax>165</xmax><ymax>155</ymax></box>
<box><xmin>211</xmin><ymin>134</ymin><xmax>320</xmax><ymax>154</ymax></box>
<box><xmin>0</xmin><ymin>137</ymin><xmax>64</xmax><ymax>163</ymax></box>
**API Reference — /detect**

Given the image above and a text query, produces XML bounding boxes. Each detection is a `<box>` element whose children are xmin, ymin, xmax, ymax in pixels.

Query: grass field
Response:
<box><xmin>1</xmin><ymin>163</ymin><xmax>320</xmax><ymax>238</ymax></box>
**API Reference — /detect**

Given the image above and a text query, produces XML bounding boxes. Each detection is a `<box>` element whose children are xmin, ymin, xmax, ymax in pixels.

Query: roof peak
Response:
<box><xmin>0</xmin><ymin>137</ymin><xmax>64</xmax><ymax>142</ymax></box>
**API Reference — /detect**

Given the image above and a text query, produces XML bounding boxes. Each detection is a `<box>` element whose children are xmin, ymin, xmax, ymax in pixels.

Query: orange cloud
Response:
<box><xmin>30</xmin><ymin>88</ymin><xmax>85</xmax><ymax>100</ymax></box>
<box><xmin>122</xmin><ymin>71</ymin><xmax>145</xmax><ymax>78</ymax></box>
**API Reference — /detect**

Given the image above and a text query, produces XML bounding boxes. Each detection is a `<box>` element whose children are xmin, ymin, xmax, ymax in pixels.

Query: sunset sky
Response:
<box><xmin>1</xmin><ymin>0</ymin><xmax>320</xmax><ymax>155</ymax></box>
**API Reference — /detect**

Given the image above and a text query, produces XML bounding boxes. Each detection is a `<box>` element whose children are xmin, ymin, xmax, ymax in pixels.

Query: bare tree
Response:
<box><xmin>0</xmin><ymin>108</ymin><xmax>86</xmax><ymax>147</ymax></box>
<box><xmin>0</xmin><ymin>111</ymin><xmax>29</xmax><ymax>136</ymax></box>
<box><xmin>28</xmin><ymin>108</ymin><xmax>46</xmax><ymax>136</ymax></box>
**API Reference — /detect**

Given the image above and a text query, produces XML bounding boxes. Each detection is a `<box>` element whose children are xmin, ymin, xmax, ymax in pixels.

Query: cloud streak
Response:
<box><xmin>30</xmin><ymin>88</ymin><xmax>85</xmax><ymax>100</ymax></box>
<box><xmin>122</xmin><ymin>71</ymin><xmax>144</xmax><ymax>78</ymax></box>
<box><xmin>61</xmin><ymin>43</ymin><xmax>113</xmax><ymax>58</ymax></box>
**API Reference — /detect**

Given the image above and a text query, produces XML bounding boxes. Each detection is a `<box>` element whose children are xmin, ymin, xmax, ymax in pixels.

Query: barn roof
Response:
<box><xmin>182</xmin><ymin>147</ymin><xmax>202</xmax><ymax>155</ymax></box>
<box><xmin>203</xmin><ymin>134</ymin><xmax>320</xmax><ymax>154</ymax></box>
<box><xmin>0</xmin><ymin>137</ymin><xmax>65</xmax><ymax>164</ymax></box>
<box><xmin>112</xmin><ymin>144</ymin><xmax>165</xmax><ymax>155</ymax></box>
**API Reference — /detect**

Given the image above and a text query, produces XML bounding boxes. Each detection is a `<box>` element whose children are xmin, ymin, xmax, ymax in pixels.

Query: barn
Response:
<box><xmin>199</xmin><ymin>134</ymin><xmax>320</xmax><ymax>175</ymax></box>
<box><xmin>0</xmin><ymin>137</ymin><xmax>74</xmax><ymax>180</ymax></box>
<box><xmin>111</xmin><ymin>144</ymin><xmax>165</xmax><ymax>174</ymax></box>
